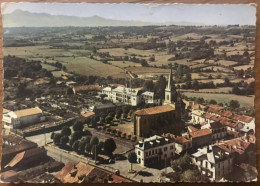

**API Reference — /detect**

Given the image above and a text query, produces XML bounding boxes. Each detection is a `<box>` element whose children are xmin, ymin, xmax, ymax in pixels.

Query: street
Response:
<box><xmin>45</xmin><ymin>144</ymin><xmax>167</xmax><ymax>183</ymax></box>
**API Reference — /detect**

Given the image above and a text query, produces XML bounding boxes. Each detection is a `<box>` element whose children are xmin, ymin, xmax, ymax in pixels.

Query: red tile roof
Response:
<box><xmin>188</xmin><ymin>126</ymin><xmax>199</xmax><ymax>132</ymax></box>
<box><xmin>135</xmin><ymin>105</ymin><xmax>174</xmax><ymax>115</ymax></box>
<box><xmin>81</xmin><ymin>112</ymin><xmax>95</xmax><ymax>118</ymax></box>
<box><xmin>218</xmin><ymin>138</ymin><xmax>250</xmax><ymax>155</ymax></box>
<box><xmin>189</xmin><ymin>128</ymin><xmax>211</xmax><ymax>138</ymax></box>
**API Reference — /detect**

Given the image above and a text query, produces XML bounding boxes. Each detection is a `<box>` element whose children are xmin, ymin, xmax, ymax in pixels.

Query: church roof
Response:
<box><xmin>135</xmin><ymin>105</ymin><xmax>174</xmax><ymax>115</ymax></box>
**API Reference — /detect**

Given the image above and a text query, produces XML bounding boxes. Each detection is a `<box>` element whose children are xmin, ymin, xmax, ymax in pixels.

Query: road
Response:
<box><xmin>46</xmin><ymin>144</ymin><xmax>166</xmax><ymax>183</ymax></box>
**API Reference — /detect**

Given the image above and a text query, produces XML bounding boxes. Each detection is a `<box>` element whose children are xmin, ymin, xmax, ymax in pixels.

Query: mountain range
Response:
<box><xmin>3</xmin><ymin>9</ymin><xmax>205</xmax><ymax>27</ymax></box>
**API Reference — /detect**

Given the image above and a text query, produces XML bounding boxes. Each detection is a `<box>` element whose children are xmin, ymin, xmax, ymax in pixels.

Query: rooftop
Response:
<box><xmin>81</xmin><ymin>111</ymin><xmax>95</xmax><ymax>118</ymax></box>
<box><xmin>210</xmin><ymin>121</ymin><xmax>225</xmax><ymax>129</ymax></box>
<box><xmin>136</xmin><ymin>135</ymin><xmax>174</xmax><ymax>150</ymax></box>
<box><xmin>135</xmin><ymin>105</ymin><xmax>174</xmax><ymax>116</ymax></box>
<box><xmin>218</xmin><ymin>138</ymin><xmax>251</xmax><ymax>155</ymax></box>
<box><xmin>189</xmin><ymin>128</ymin><xmax>211</xmax><ymax>138</ymax></box>
<box><xmin>13</xmin><ymin>107</ymin><xmax>42</xmax><ymax>118</ymax></box>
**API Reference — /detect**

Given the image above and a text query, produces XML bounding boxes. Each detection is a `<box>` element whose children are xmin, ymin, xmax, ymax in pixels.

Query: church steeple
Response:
<box><xmin>164</xmin><ymin>64</ymin><xmax>173</xmax><ymax>105</ymax></box>
<box><xmin>166</xmin><ymin>64</ymin><xmax>173</xmax><ymax>91</ymax></box>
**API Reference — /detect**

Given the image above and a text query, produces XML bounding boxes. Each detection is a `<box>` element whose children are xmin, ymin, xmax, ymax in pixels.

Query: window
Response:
<box><xmin>155</xmin><ymin>149</ymin><xmax>157</xmax><ymax>154</ymax></box>
<box><xmin>145</xmin><ymin>152</ymin><xmax>148</xmax><ymax>157</ymax></box>
<box><xmin>149</xmin><ymin>151</ymin><xmax>151</xmax><ymax>156</ymax></box>
<box><xmin>206</xmin><ymin>162</ymin><xmax>208</xmax><ymax>168</ymax></box>
<box><xmin>170</xmin><ymin>145</ymin><xmax>173</xmax><ymax>150</ymax></box>
<box><xmin>164</xmin><ymin>147</ymin><xmax>168</xmax><ymax>151</ymax></box>
<box><xmin>152</xmin><ymin>150</ymin><xmax>154</xmax><ymax>155</ymax></box>
<box><xmin>167</xmin><ymin>95</ymin><xmax>169</xmax><ymax>101</ymax></box>
<box><xmin>138</xmin><ymin>151</ymin><xmax>140</xmax><ymax>155</ymax></box>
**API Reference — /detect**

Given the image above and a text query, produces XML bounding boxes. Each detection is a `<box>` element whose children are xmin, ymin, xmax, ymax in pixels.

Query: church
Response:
<box><xmin>134</xmin><ymin>65</ymin><xmax>185</xmax><ymax>138</ymax></box>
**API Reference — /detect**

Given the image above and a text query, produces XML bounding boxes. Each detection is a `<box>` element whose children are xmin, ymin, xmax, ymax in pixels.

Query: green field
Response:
<box><xmin>55</xmin><ymin>56</ymin><xmax>127</xmax><ymax>78</ymax></box>
<box><xmin>183</xmin><ymin>92</ymin><xmax>254</xmax><ymax>107</ymax></box>
<box><xmin>179</xmin><ymin>87</ymin><xmax>232</xmax><ymax>93</ymax></box>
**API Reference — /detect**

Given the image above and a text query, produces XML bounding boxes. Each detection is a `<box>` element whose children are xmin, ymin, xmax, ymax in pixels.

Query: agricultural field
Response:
<box><xmin>182</xmin><ymin>92</ymin><xmax>254</xmax><ymax>107</ymax></box>
<box><xmin>55</xmin><ymin>56</ymin><xmax>128</xmax><ymax>78</ymax></box>
<box><xmin>109</xmin><ymin>61</ymin><xmax>142</xmax><ymax>68</ymax></box>
<box><xmin>126</xmin><ymin>66</ymin><xmax>170</xmax><ymax>75</ymax></box>
<box><xmin>179</xmin><ymin>87</ymin><xmax>232</xmax><ymax>93</ymax></box>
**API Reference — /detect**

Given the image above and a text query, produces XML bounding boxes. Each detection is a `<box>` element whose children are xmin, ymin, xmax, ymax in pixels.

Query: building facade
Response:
<box><xmin>192</xmin><ymin>146</ymin><xmax>233</xmax><ymax>181</ymax></box>
<box><xmin>102</xmin><ymin>86</ymin><xmax>159</xmax><ymax>106</ymax></box>
<box><xmin>2</xmin><ymin>107</ymin><xmax>45</xmax><ymax>129</ymax></box>
<box><xmin>135</xmin><ymin>135</ymin><xmax>175</xmax><ymax>167</ymax></box>
<box><xmin>134</xmin><ymin>105</ymin><xmax>176</xmax><ymax>138</ymax></box>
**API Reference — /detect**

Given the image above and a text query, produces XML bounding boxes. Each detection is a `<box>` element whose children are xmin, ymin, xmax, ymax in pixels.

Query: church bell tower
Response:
<box><xmin>163</xmin><ymin>64</ymin><xmax>173</xmax><ymax>105</ymax></box>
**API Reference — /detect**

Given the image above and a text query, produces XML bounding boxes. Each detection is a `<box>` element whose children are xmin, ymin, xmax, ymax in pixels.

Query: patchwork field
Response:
<box><xmin>126</xmin><ymin>66</ymin><xmax>170</xmax><ymax>75</ymax></box>
<box><xmin>179</xmin><ymin>87</ymin><xmax>232</xmax><ymax>93</ymax></box>
<box><xmin>55</xmin><ymin>56</ymin><xmax>127</xmax><ymax>78</ymax></box>
<box><xmin>183</xmin><ymin>92</ymin><xmax>254</xmax><ymax>107</ymax></box>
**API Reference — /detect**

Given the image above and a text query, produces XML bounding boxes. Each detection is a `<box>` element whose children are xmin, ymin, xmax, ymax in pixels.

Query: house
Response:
<box><xmin>4</xmin><ymin>147</ymin><xmax>48</xmax><ymax>171</ymax></box>
<box><xmin>218</xmin><ymin>137</ymin><xmax>255</xmax><ymax>165</ymax></box>
<box><xmin>81</xmin><ymin>111</ymin><xmax>95</xmax><ymax>119</ymax></box>
<box><xmin>2</xmin><ymin>107</ymin><xmax>45</xmax><ymax>129</ymax></box>
<box><xmin>206</xmin><ymin>105</ymin><xmax>254</xmax><ymax>132</ymax></box>
<box><xmin>102</xmin><ymin>86</ymin><xmax>142</xmax><ymax>106</ymax></box>
<box><xmin>92</xmin><ymin>102</ymin><xmax>126</xmax><ymax>115</ymax></box>
<box><xmin>135</xmin><ymin>135</ymin><xmax>175</xmax><ymax>167</ymax></box>
<box><xmin>202</xmin><ymin>113</ymin><xmax>243</xmax><ymax>132</ymax></box>
<box><xmin>202</xmin><ymin>122</ymin><xmax>227</xmax><ymax>142</ymax></box>
<box><xmin>141</xmin><ymin>91</ymin><xmax>160</xmax><ymax>104</ymax></box>
<box><xmin>55</xmin><ymin>162</ymin><xmax>132</xmax><ymax>183</ymax></box>
<box><xmin>191</xmin><ymin>109</ymin><xmax>205</xmax><ymax>124</ymax></box>
<box><xmin>1</xmin><ymin>136</ymin><xmax>38</xmax><ymax>170</ymax></box>
<box><xmin>188</xmin><ymin>126</ymin><xmax>212</xmax><ymax>148</ymax></box>
<box><xmin>162</xmin><ymin>133</ymin><xmax>192</xmax><ymax>154</ymax></box>
<box><xmin>191</xmin><ymin>145</ymin><xmax>233</xmax><ymax>181</ymax></box>
<box><xmin>134</xmin><ymin>105</ymin><xmax>177</xmax><ymax>138</ymax></box>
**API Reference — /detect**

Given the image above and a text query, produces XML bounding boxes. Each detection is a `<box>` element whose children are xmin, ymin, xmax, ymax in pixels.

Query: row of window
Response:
<box><xmin>142</xmin><ymin>145</ymin><xmax>174</xmax><ymax>157</ymax></box>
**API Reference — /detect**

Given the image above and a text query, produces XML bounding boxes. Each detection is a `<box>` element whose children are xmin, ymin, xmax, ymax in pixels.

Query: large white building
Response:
<box><xmin>102</xmin><ymin>86</ymin><xmax>159</xmax><ymax>106</ymax></box>
<box><xmin>2</xmin><ymin>107</ymin><xmax>45</xmax><ymax>129</ymax></box>
<box><xmin>135</xmin><ymin>135</ymin><xmax>175</xmax><ymax>167</ymax></box>
<box><xmin>191</xmin><ymin>145</ymin><xmax>233</xmax><ymax>181</ymax></box>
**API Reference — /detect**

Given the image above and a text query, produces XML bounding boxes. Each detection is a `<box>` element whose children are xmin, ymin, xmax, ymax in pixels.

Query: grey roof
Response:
<box><xmin>94</xmin><ymin>103</ymin><xmax>116</xmax><ymax>110</ymax></box>
<box><xmin>135</xmin><ymin>135</ymin><xmax>174</xmax><ymax>150</ymax></box>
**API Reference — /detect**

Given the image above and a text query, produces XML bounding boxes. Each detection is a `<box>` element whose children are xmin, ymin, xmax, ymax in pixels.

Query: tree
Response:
<box><xmin>50</xmin><ymin>132</ymin><xmax>55</xmax><ymax>139</ymax></box>
<box><xmin>230</xmin><ymin>100</ymin><xmax>240</xmax><ymax>110</ymax></box>
<box><xmin>143</xmin><ymin>80</ymin><xmax>154</xmax><ymax>91</ymax></box>
<box><xmin>180</xmin><ymin>169</ymin><xmax>209</xmax><ymax>182</ymax></box>
<box><xmin>71</xmin><ymin>131</ymin><xmax>83</xmax><ymax>141</ymax></box>
<box><xmin>61</xmin><ymin>126</ymin><xmax>71</xmax><ymax>136</ymax></box>
<box><xmin>232</xmin><ymin>85</ymin><xmax>241</xmax><ymax>95</ymax></box>
<box><xmin>90</xmin><ymin>136</ymin><xmax>99</xmax><ymax>146</ymax></box>
<box><xmin>209</xmin><ymin>99</ymin><xmax>217</xmax><ymax>105</ymax></box>
<box><xmin>53</xmin><ymin>133</ymin><xmax>63</xmax><ymax>145</ymax></box>
<box><xmin>72</xmin><ymin>140</ymin><xmax>80</xmax><ymax>152</ymax></box>
<box><xmin>60</xmin><ymin>135</ymin><xmax>69</xmax><ymax>146</ymax></box>
<box><xmin>85</xmin><ymin>143</ymin><xmax>92</xmax><ymax>154</ymax></box>
<box><xmin>128</xmin><ymin>152</ymin><xmax>137</xmax><ymax>172</ymax></box>
<box><xmin>83</xmin><ymin>129</ymin><xmax>92</xmax><ymax>136</ymax></box>
<box><xmin>104</xmin><ymin>138</ymin><xmax>117</xmax><ymax>156</ymax></box>
<box><xmin>67</xmin><ymin>87</ymin><xmax>74</xmax><ymax>95</ymax></box>
<box><xmin>73</xmin><ymin>121</ymin><xmax>84</xmax><ymax>132</ymax></box>
<box><xmin>105</xmin><ymin>115</ymin><xmax>113</xmax><ymax>123</ymax></box>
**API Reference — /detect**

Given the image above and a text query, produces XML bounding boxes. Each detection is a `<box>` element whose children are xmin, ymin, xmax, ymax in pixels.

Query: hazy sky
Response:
<box><xmin>1</xmin><ymin>3</ymin><xmax>257</xmax><ymax>25</ymax></box>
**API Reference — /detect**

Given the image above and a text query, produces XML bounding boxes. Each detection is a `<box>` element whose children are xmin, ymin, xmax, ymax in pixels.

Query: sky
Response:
<box><xmin>1</xmin><ymin>3</ymin><xmax>257</xmax><ymax>25</ymax></box>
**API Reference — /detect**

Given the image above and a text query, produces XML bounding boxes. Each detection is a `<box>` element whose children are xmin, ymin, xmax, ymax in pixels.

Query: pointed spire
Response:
<box><xmin>167</xmin><ymin>64</ymin><xmax>173</xmax><ymax>90</ymax></box>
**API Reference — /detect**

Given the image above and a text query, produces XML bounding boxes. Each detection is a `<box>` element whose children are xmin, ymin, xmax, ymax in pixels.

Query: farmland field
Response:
<box><xmin>55</xmin><ymin>56</ymin><xmax>127</xmax><ymax>78</ymax></box>
<box><xmin>182</xmin><ymin>92</ymin><xmax>254</xmax><ymax>107</ymax></box>
<box><xmin>179</xmin><ymin>87</ymin><xmax>232</xmax><ymax>93</ymax></box>
<box><xmin>126</xmin><ymin>66</ymin><xmax>170</xmax><ymax>75</ymax></box>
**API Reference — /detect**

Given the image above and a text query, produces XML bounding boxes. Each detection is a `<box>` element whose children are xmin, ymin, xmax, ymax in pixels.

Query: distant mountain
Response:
<box><xmin>3</xmin><ymin>10</ymin><xmax>204</xmax><ymax>27</ymax></box>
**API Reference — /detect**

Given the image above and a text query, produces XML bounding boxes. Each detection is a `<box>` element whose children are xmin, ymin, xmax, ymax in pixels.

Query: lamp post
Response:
<box><xmin>41</xmin><ymin>125</ymin><xmax>46</xmax><ymax>146</ymax></box>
